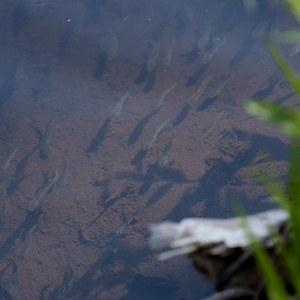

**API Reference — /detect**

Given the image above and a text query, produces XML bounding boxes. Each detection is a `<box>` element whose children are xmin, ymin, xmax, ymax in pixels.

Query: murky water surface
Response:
<box><xmin>0</xmin><ymin>0</ymin><xmax>297</xmax><ymax>299</ymax></box>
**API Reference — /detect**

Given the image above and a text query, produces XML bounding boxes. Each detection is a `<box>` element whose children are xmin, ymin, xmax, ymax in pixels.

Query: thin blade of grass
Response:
<box><xmin>246</xmin><ymin>227</ymin><xmax>290</xmax><ymax>300</ymax></box>
<box><xmin>246</xmin><ymin>101</ymin><xmax>300</xmax><ymax>137</ymax></box>
<box><xmin>285</xmin><ymin>0</ymin><xmax>300</xmax><ymax>21</ymax></box>
<box><xmin>272</xmin><ymin>30</ymin><xmax>300</xmax><ymax>43</ymax></box>
<box><xmin>288</xmin><ymin>137</ymin><xmax>300</xmax><ymax>267</ymax></box>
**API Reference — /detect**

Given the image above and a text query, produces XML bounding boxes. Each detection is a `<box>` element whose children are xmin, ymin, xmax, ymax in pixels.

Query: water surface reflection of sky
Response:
<box><xmin>0</xmin><ymin>0</ymin><xmax>297</xmax><ymax>299</ymax></box>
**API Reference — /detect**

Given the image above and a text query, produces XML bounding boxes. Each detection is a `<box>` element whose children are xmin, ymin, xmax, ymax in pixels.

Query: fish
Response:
<box><xmin>90</xmin><ymin>186</ymin><xmax>134</xmax><ymax>226</ymax></box>
<box><xmin>162</xmin><ymin>37</ymin><xmax>176</xmax><ymax>69</ymax></box>
<box><xmin>5</xmin><ymin>146</ymin><xmax>37</xmax><ymax>197</ymax></box>
<box><xmin>135</xmin><ymin>56</ymin><xmax>149</xmax><ymax>85</ymax></box>
<box><xmin>109</xmin><ymin>91</ymin><xmax>129</xmax><ymax>121</ymax></box>
<box><xmin>0</xmin><ymin>71</ymin><xmax>17</xmax><ymax>110</ymax></box>
<box><xmin>7</xmin><ymin>258</ymin><xmax>19</xmax><ymax>286</ymax></box>
<box><xmin>146</xmin><ymin>40</ymin><xmax>159</xmax><ymax>73</ymax></box>
<box><xmin>139</xmin><ymin>163</ymin><xmax>191</xmax><ymax>195</ymax></box>
<box><xmin>158</xmin><ymin>137</ymin><xmax>177</xmax><ymax>168</ymax></box>
<box><xmin>39</xmin><ymin>116</ymin><xmax>57</xmax><ymax>160</ymax></box>
<box><xmin>57</xmin><ymin>160</ymin><xmax>69</xmax><ymax>188</ymax></box>
<box><xmin>250</xmin><ymin>69</ymin><xmax>281</xmax><ymax>100</ymax></box>
<box><xmin>197</xmin><ymin>76</ymin><xmax>230</xmax><ymax>111</ymax></box>
<box><xmin>175</xmin><ymin>76</ymin><xmax>213</xmax><ymax>125</ymax></box>
<box><xmin>93</xmin><ymin>47</ymin><xmax>107</xmax><ymax>80</ymax></box>
<box><xmin>154</xmin><ymin>84</ymin><xmax>177</xmax><ymax>111</ymax></box>
<box><xmin>28</xmin><ymin>173</ymin><xmax>57</xmax><ymax>211</ymax></box>
<box><xmin>203</xmin><ymin>36</ymin><xmax>226</xmax><ymax>65</ymax></box>
<box><xmin>0</xmin><ymin>144</ymin><xmax>21</xmax><ymax>175</ymax></box>
<box><xmin>0</xmin><ymin>209</ymin><xmax>42</xmax><ymax>261</ymax></box>
<box><xmin>19</xmin><ymin>224</ymin><xmax>36</xmax><ymax>259</ymax></box>
<box><xmin>229</xmin><ymin>35</ymin><xmax>255</xmax><ymax>70</ymax></box>
<box><xmin>189</xmin><ymin>74</ymin><xmax>214</xmax><ymax>106</ymax></box>
<box><xmin>106</xmin><ymin>27</ymin><xmax>119</xmax><ymax>62</ymax></box>
<box><xmin>143</xmin><ymin>66</ymin><xmax>158</xmax><ymax>93</ymax></box>
<box><xmin>143</xmin><ymin>119</ymin><xmax>170</xmax><ymax>151</ymax></box>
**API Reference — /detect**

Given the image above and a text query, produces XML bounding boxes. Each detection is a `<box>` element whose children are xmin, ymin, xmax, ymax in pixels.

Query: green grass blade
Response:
<box><xmin>272</xmin><ymin>30</ymin><xmax>300</xmax><ymax>43</ymax></box>
<box><xmin>246</xmin><ymin>101</ymin><xmax>300</xmax><ymax>137</ymax></box>
<box><xmin>285</xmin><ymin>0</ymin><xmax>300</xmax><ymax>21</ymax></box>
<box><xmin>246</xmin><ymin>226</ymin><xmax>290</xmax><ymax>300</ymax></box>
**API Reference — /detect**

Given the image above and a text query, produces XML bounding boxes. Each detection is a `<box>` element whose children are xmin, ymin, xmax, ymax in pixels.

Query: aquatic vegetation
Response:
<box><xmin>244</xmin><ymin>2</ymin><xmax>300</xmax><ymax>299</ymax></box>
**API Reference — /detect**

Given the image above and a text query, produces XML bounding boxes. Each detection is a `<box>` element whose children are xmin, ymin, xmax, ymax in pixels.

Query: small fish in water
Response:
<box><xmin>143</xmin><ymin>118</ymin><xmax>170</xmax><ymax>151</ymax></box>
<box><xmin>39</xmin><ymin>116</ymin><xmax>57</xmax><ymax>160</ymax></box>
<box><xmin>57</xmin><ymin>160</ymin><xmax>69</xmax><ymax>188</ymax></box>
<box><xmin>110</xmin><ymin>91</ymin><xmax>129</xmax><ymax>121</ymax></box>
<box><xmin>28</xmin><ymin>173</ymin><xmax>58</xmax><ymax>211</ymax></box>
<box><xmin>106</xmin><ymin>27</ymin><xmax>119</xmax><ymax>62</ymax></box>
<box><xmin>146</xmin><ymin>39</ymin><xmax>159</xmax><ymax>73</ymax></box>
<box><xmin>203</xmin><ymin>36</ymin><xmax>226</xmax><ymax>65</ymax></box>
<box><xmin>0</xmin><ymin>144</ymin><xmax>21</xmax><ymax>175</ymax></box>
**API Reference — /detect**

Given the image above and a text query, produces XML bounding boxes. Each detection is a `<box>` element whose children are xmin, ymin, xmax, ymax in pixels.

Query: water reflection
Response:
<box><xmin>0</xmin><ymin>0</ymin><xmax>296</xmax><ymax>299</ymax></box>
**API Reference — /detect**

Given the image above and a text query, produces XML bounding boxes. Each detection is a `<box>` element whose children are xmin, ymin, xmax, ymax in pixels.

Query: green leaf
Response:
<box><xmin>246</xmin><ymin>101</ymin><xmax>300</xmax><ymax>137</ymax></box>
<box><xmin>285</xmin><ymin>0</ymin><xmax>300</xmax><ymax>21</ymax></box>
<box><xmin>245</xmin><ymin>222</ymin><xmax>290</xmax><ymax>300</ymax></box>
<box><xmin>272</xmin><ymin>30</ymin><xmax>300</xmax><ymax>43</ymax></box>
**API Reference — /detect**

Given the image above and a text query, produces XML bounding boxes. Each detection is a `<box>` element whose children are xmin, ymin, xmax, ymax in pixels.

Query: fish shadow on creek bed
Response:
<box><xmin>164</xmin><ymin>129</ymin><xmax>290</xmax><ymax>221</ymax></box>
<box><xmin>117</xmin><ymin>162</ymin><xmax>195</xmax><ymax>196</ymax></box>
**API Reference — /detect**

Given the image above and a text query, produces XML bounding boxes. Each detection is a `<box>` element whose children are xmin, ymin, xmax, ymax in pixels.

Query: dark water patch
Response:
<box><xmin>135</xmin><ymin>56</ymin><xmax>149</xmax><ymax>85</ymax></box>
<box><xmin>11</xmin><ymin>4</ymin><xmax>30</xmax><ymax>37</ymax></box>
<box><xmin>86</xmin><ymin>118</ymin><xmax>111</xmax><ymax>155</ymax></box>
<box><xmin>166</xmin><ymin>130</ymin><xmax>289</xmax><ymax>220</ymax></box>
<box><xmin>250</xmin><ymin>69</ymin><xmax>281</xmax><ymax>100</ymax></box>
<box><xmin>127</xmin><ymin>109</ymin><xmax>159</xmax><ymax>145</ymax></box>
<box><xmin>121</xmin><ymin>275</ymin><xmax>179</xmax><ymax>300</ymax></box>
<box><xmin>185</xmin><ymin>40</ymin><xmax>200</xmax><ymax>65</ymax></box>
<box><xmin>56</xmin><ymin>23</ymin><xmax>74</xmax><ymax>57</ymax></box>
<box><xmin>90</xmin><ymin>185</ymin><xmax>135</xmax><ymax>226</ymax></box>
<box><xmin>5</xmin><ymin>146</ymin><xmax>37</xmax><ymax>197</ymax></box>
<box><xmin>146</xmin><ymin>183</ymin><xmax>173</xmax><ymax>207</ymax></box>
<box><xmin>0</xmin><ymin>284</ymin><xmax>14</xmax><ymax>300</ymax></box>
<box><xmin>274</xmin><ymin>92</ymin><xmax>295</xmax><ymax>105</ymax></box>
<box><xmin>214</xmin><ymin>0</ymin><xmax>245</xmax><ymax>35</ymax></box>
<box><xmin>84</xmin><ymin>0</ymin><xmax>102</xmax><ymax>26</ymax></box>
<box><xmin>172</xmin><ymin>104</ymin><xmax>191</xmax><ymax>126</ymax></box>
<box><xmin>229</xmin><ymin>35</ymin><xmax>255</xmax><ymax>71</ymax></box>
<box><xmin>38</xmin><ymin>116</ymin><xmax>57</xmax><ymax>160</ymax></box>
<box><xmin>93</xmin><ymin>47</ymin><xmax>108</xmax><ymax>80</ymax></box>
<box><xmin>48</xmin><ymin>265</ymin><xmax>74</xmax><ymax>300</ymax></box>
<box><xmin>131</xmin><ymin>148</ymin><xmax>147</xmax><ymax>168</ymax></box>
<box><xmin>186</xmin><ymin>63</ymin><xmax>209</xmax><ymax>87</ymax></box>
<box><xmin>0</xmin><ymin>209</ymin><xmax>42</xmax><ymax>261</ymax></box>
<box><xmin>0</xmin><ymin>72</ymin><xmax>17</xmax><ymax>111</ymax></box>
<box><xmin>150</xmin><ymin>12</ymin><xmax>168</xmax><ymax>43</ymax></box>
<box><xmin>139</xmin><ymin>163</ymin><xmax>191</xmax><ymax>195</ymax></box>
<box><xmin>197</xmin><ymin>96</ymin><xmax>218</xmax><ymax>112</ymax></box>
<box><xmin>143</xmin><ymin>66</ymin><xmax>158</xmax><ymax>94</ymax></box>
<box><xmin>65</xmin><ymin>248</ymin><xmax>134</xmax><ymax>299</ymax></box>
